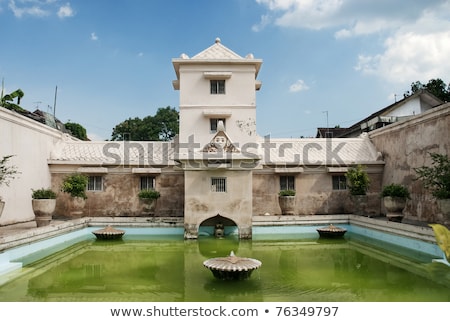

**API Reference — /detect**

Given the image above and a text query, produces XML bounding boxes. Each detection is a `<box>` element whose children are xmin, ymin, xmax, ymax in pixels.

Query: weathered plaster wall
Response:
<box><xmin>0</xmin><ymin>108</ymin><xmax>63</xmax><ymax>226</ymax></box>
<box><xmin>184</xmin><ymin>169</ymin><xmax>253</xmax><ymax>238</ymax></box>
<box><xmin>252</xmin><ymin>167</ymin><xmax>383</xmax><ymax>216</ymax></box>
<box><xmin>369</xmin><ymin>103</ymin><xmax>450</xmax><ymax>225</ymax></box>
<box><xmin>50</xmin><ymin>167</ymin><xmax>184</xmax><ymax>218</ymax></box>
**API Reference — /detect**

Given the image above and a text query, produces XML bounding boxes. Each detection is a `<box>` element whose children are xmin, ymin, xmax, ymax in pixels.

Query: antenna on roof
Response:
<box><xmin>53</xmin><ymin>85</ymin><xmax>58</xmax><ymax>118</ymax></box>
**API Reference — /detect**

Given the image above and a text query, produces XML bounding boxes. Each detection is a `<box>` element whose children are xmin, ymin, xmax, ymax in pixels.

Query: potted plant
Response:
<box><xmin>381</xmin><ymin>183</ymin><xmax>410</xmax><ymax>222</ymax></box>
<box><xmin>278</xmin><ymin>189</ymin><xmax>296</xmax><ymax>215</ymax></box>
<box><xmin>414</xmin><ymin>152</ymin><xmax>450</xmax><ymax>217</ymax></box>
<box><xmin>0</xmin><ymin>155</ymin><xmax>19</xmax><ymax>217</ymax></box>
<box><xmin>346</xmin><ymin>164</ymin><xmax>370</xmax><ymax>216</ymax></box>
<box><xmin>138</xmin><ymin>189</ymin><xmax>160</xmax><ymax>215</ymax></box>
<box><xmin>32</xmin><ymin>188</ymin><xmax>57</xmax><ymax>227</ymax></box>
<box><xmin>61</xmin><ymin>173</ymin><xmax>88</xmax><ymax>216</ymax></box>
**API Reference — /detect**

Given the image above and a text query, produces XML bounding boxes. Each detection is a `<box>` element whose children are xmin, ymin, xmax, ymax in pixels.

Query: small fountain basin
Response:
<box><xmin>203</xmin><ymin>251</ymin><xmax>262</xmax><ymax>280</ymax></box>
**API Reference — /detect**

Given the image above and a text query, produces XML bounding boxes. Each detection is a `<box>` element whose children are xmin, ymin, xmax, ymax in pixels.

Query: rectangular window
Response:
<box><xmin>210</xmin><ymin>80</ymin><xmax>225</xmax><ymax>94</ymax></box>
<box><xmin>210</xmin><ymin>118</ymin><xmax>226</xmax><ymax>132</ymax></box>
<box><xmin>280</xmin><ymin>175</ymin><xmax>295</xmax><ymax>191</ymax></box>
<box><xmin>140</xmin><ymin>176</ymin><xmax>155</xmax><ymax>190</ymax></box>
<box><xmin>332</xmin><ymin>175</ymin><xmax>347</xmax><ymax>190</ymax></box>
<box><xmin>211</xmin><ymin>177</ymin><xmax>227</xmax><ymax>192</ymax></box>
<box><xmin>87</xmin><ymin>176</ymin><xmax>103</xmax><ymax>191</ymax></box>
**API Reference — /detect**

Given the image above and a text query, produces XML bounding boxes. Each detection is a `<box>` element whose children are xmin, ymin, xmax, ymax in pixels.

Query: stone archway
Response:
<box><xmin>200</xmin><ymin>214</ymin><xmax>238</xmax><ymax>237</ymax></box>
<box><xmin>184</xmin><ymin>212</ymin><xmax>252</xmax><ymax>240</ymax></box>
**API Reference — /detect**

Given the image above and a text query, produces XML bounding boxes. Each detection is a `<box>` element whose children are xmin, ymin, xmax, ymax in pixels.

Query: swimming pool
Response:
<box><xmin>0</xmin><ymin>220</ymin><xmax>448</xmax><ymax>302</ymax></box>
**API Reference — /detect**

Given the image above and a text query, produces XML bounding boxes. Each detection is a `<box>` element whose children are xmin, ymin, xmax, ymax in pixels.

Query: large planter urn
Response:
<box><xmin>278</xmin><ymin>196</ymin><xmax>295</xmax><ymax>215</ymax></box>
<box><xmin>140</xmin><ymin>198</ymin><xmax>157</xmax><ymax>216</ymax></box>
<box><xmin>351</xmin><ymin>194</ymin><xmax>368</xmax><ymax>216</ymax></box>
<box><xmin>437</xmin><ymin>199</ymin><xmax>450</xmax><ymax>218</ymax></box>
<box><xmin>70</xmin><ymin>197</ymin><xmax>86</xmax><ymax>217</ymax></box>
<box><xmin>32</xmin><ymin>199</ymin><xmax>56</xmax><ymax>227</ymax></box>
<box><xmin>383</xmin><ymin>196</ymin><xmax>406</xmax><ymax>222</ymax></box>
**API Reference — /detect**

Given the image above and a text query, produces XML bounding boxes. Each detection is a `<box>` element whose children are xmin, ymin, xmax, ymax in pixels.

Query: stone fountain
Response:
<box><xmin>92</xmin><ymin>225</ymin><xmax>125</xmax><ymax>240</ymax></box>
<box><xmin>316</xmin><ymin>224</ymin><xmax>347</xmax><ymax>238</ymax></box>
<box><xmin>203</xmin><ymin>251</ymin><xmax>262</xmax><ymax>280</ymax></box>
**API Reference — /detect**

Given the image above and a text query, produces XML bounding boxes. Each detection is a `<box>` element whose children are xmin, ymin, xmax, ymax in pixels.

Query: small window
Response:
<box><xmin>210</xmin><ymin>80</ymin><xmax>225</xmax><ymax>94</ymax></box>
<box><xmin>332</xmin><ymin>175</ymin><xmax>347</xmax><ymax>190</ymax></box>
<box><xmin>280</xmin><ymin>175</ymin><xmax>295</xmax><ymax>191</ymax></box>
<box><xmin>210</xmin><ymin>118</ymin><xmax>226</xmax><ymax>132</ymax></box>
<box><xmin>87</xmin><ymin>176</ymin><xmax>103</xmax><ymax>191</ymax></box>
<box><xmin>211</xmin><ymin>177</ymin><xmax>227</xmax><ymax>192</ymax></box>
<box><xmin>140</xmin><ymin>176</ymin><xmax>155</xmax><ymax>190</ymax></box>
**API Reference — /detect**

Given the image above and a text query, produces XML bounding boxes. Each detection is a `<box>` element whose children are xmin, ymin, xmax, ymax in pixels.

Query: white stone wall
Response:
<box><xmin>0</xmin><ymin>108</ymin><xmax>64</xmax><ymax>225</ymax></box>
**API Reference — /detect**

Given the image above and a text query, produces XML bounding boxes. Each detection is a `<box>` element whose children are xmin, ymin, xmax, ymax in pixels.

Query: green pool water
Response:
<box><xmin>0</xmin><ymin>233</ymin><xmax>449</xmax><ymax>302</ymax></box>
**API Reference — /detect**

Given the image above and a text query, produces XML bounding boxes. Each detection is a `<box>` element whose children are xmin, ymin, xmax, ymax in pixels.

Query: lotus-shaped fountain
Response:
<box><xmin>92</xmin><ymin>225</ymin><xmax>125</xmax><ymax>240</ymax></box>
<box><xmin>203</xmin><ymin>251</ymin><xmax>262</xmax><ymax>280</ymax></box>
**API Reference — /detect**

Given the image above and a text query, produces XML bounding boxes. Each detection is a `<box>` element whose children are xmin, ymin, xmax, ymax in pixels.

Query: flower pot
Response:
<box><xmin>140</xmin><ymin>198</ymin><xmax>157</xmax><ymax>215</ymax></box>
<box><xmin>278</xmin><ymin>196</ymin><xmax>295</xmax><ymax>215</ymax></box>
<box><xmin>32</xmin><ymin>199</ymin><xmax>56</xmax><ymax>227</ymax></box>
<box><xmin>351</xmin><ymin>194</ymin><xmax>368</xmax><ymax>216</ymax></box>
<box><xmin>437</xmin><ymin>199</ymin><xmax>450</xmax><ymax>218</ymax></box>
<box><xmin>70</xmin><ymin>197</ymin><xmax>86</xmax><ymax>217</ymax></box>
<box><xmin>383</xmin><ymin>196</ymin><xmax>406</xmax><ymax>222</ymax></box>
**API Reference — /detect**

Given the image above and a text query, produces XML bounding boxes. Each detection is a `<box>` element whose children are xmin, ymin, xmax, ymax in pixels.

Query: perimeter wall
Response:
<box><xmin>369</xmin><ymin>103</ymin><xmax>450</xmax><ymax>225</ymax></box>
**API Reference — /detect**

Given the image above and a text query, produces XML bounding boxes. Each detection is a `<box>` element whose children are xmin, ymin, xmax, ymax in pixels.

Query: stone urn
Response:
<box><xmin>140</xmin><ymin>198</ymin><xmax>157</xmax><ymax>215</ymax></box>
<box><xmin>383</xmin><ymin>196</ymin><xmax>406</xmax><ymax>222</ymax></box>
<box><xmin>351</xmin><ymin>194</ymin><xmax>368</xmax><ymax>216</ymax></box>
<box><xmin>278</xmin><ymin>195</ymin><xmax>295</xmax><ymax>215</ymax></box>
<box><xmin>437</xmin><ymin>199</ymin><xmax>450</xmax><ymax>218</ymax></box>
<box><xmin>32</xmin><ymin>199</ymin><xmax>56</xmax><ymax>227</ymax></box>
<box><xmin>70</xmin><ymin>197</ymin><xmax>86</xmax><ymax>217</ymax></box>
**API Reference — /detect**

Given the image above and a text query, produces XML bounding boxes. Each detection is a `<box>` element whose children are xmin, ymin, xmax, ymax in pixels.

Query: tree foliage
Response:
<box><xmin>0</xmin><ymin>88</ymin><xmax>27</xmax><ymax>113</ymax></box>
<box><xmin>65</xmin><ymin>122</ymin><xmax>88</xmax><ymax>141</ymax></box>
<box><xmin>111</xmin><ymin>106</ymin><xmax>179</xmax><ymax>141</ymax></box>
<box><xmin>408</xmin><ymin>78</ymin><xmax>450</xmax><ymax>102</ymax></box>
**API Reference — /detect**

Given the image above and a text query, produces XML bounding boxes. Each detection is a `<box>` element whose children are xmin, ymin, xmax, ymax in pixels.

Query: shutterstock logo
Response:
<box><xmin>101</xmin><ymin>136</ymin><xmax>348</xmax><ymax>169</ymax></box>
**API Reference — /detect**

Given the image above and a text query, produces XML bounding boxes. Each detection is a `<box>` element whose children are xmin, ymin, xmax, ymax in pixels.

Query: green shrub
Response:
<box><xmin>414</xmin><ymin>153</ymin><xmax>450</xmax><ymax>199</ymax></box>
<box><xmin>381</xmin><ymin>184</ymin><xmax>410</xmax><ymax>199</ymax></box>
<box><xmin>279</xmin><ymin>189</ymin><xmax>296</xmax><ymax>196</ymax></box>
<box><xmin>32</xmin><ymin>188</ymin><xmax>57</xmax><ymax>199</ymax></box>
<box><xmin>61</xmin><ymin>173</ymin><xmax>88</xmax><ymax>199</ymax></box>
<box><xmin>138</xmin><ymin>189</ymin><xmax>160</xmax><ymax>200</ymax></box>
<box><xmin>346</xmin><ymin>164</ymin><xmax>370</xmax><ymax>195</ymax></box>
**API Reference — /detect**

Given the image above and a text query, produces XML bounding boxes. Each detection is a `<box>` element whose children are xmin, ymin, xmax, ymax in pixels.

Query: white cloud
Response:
<box><xmin>90</xmin><ymin>32</ymin><xmax>98</xmax><ymax>41</ymax></box>
<box><xmin>137</xmin><ymin>52</ymin><xmax>144</xmax><ymax>57</ymax></box>
<box><xmin>9</xmin><ymin>0</ymin><xmax>50</xmax><ymax>18</ymax></box>
<box><xmin>256</xmin><ymin>0</ymin><xmax>450</xmax><ymax>84</ymax></box>
<box><xmin>289</xmin><ymin>79</ymin><xmax>309</xmax><ymax>92</ymax></box>
<box><xmin>354</xmin><ymin>7</ymin><xmax>450</xmax><ymax>84</ymax></box>
<box><xmin>252</xmin><ymin>14</ymin><xmax>272</xmax><ymax>32</ymax></box>
<box><xmin>57</xmin><ymin>2</ymin><xmax>74</xmax><ymax>18</ymax></box>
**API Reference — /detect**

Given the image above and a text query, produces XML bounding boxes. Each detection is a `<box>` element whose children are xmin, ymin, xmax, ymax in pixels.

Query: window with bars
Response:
<box><xmin>211</xmin><ymin>177</ymin><xmax>227</xmax><ymax>192</ymax></box>
<box><xmin>210</xmin><ymin>80</ymin><xmax>225</xmax><ymax>94</ymax></box>
<box><xmin>87</xmin><ymin>176</ymin><xmax>103</xmax><ymax>191</ymax></box>
<box><xmin>140</xmin><ymin>176</ymin><xmax>155</xmax><ymax>190</ymax></box>
<box><xmin>280</xmin><ymin>175</ymin><xmax>295</xmax><ymax>191</ymax></box>
<box><xmin>332</xmin><ymin>175</ymin><xmax>347</xmax><ymax>190</ymax></box>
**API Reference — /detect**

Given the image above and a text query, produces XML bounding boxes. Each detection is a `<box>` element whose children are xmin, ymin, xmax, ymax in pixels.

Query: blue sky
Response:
<box><xmin>1</xmin><ymin>0</ymin><xmax>449</xmax><ymax>140</ymax></box>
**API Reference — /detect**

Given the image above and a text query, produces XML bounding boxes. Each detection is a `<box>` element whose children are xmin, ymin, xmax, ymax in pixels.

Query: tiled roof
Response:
<box><xmin>192</xmin><ymin>38</ymin><xmax>243</xmax><ymax>60</ymax></box>
<box><xmin>256</xmin><ymin>134</ymin><xmax>383</xmax><ymax>166</ymax></box>
<box><xmin>49</xmin><ymin>139</ymin><xmax>175</xmax><ymax>166</ymax></box>
<box><xmin>49</xmin><ymin>134</ymin><xmax>383</xmax><ymax>167</ymax></box>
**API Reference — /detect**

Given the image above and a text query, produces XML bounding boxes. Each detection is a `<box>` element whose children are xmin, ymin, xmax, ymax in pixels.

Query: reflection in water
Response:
<box><xmin>0</xmin><ymin>234</ymin><xmax>449</xmax><ymax>302</ymax></box>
